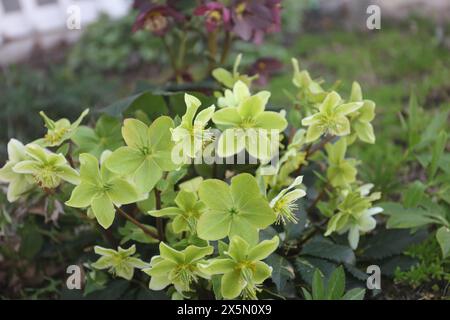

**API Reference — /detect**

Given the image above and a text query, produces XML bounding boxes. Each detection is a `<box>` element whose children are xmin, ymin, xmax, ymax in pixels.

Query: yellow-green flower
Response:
<box><xmin>171</xmin><ymin>94</ymin><xmax>215</xmax><ymax>159</ymax></box>
<box><xmin>92</xmin><ymin>245</ymin><xmax>149</xmax><ymax>280</ymax></box>
<box><xmin>0</xmin><ymin>139</ymin><xmax>35</xmax><ymax>202</ymax></box>
<box><xmin>212</xmin><ymin>54</ymin><xmax>258</xmax><ymax>89</ymax></box>
<box><xmin>35</xmin><ymin>109</ymin><xmax>89</xmax><ymax>147</ymax></box>
<box><xmin>213</xmin><ymin>82</ymin><xmax>287</xmax><ymax>161</ymax></box>
<box><xmin>200</xmin><ymin>236</ymin><xmax>279</xmax><ymax>300</ymax></box>
<box><xmin>270</xmin><ymin>176</ymin><xmax>306</xmax><ymax>224</ymax></box>
<box><xmin>302</xmin><ymin>92</ymin><xmax>363</xmax><ymax>143</ymax></box>
<box><xmin>348</xmin><ymin>82</ymin><xmax>376</xmax><ymax>144</ymax></box>
<box><xmin>217</xmin><ymin>80</ymin><xmax>270</xmax><ymax>109</ymax></box>
<box><xmin>143</xmin><ymin>242</ymin><xmax>213</xmax><ymax>294</ymax></box>
<box><xmin>66</xmin><ymin>153</ymin><xmax>139</xmax><ymax>229</ymax></box>
<box><xmin>13</xmin><ymin>144</ymin><xmax>80</xmax><ymax>189</ymax></box>
<box><xmin>148</xmin><ymin>190</ymin><xmax>206</xmax><ymax>234</ymax></box>
<box><xmin>325</xmin><ymin>139</ymin><xmax>357</xmax><ymax>188</ymax></box>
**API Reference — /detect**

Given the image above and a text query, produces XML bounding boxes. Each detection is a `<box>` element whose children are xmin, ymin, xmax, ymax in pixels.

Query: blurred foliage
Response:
<box><xmin>67</xmin><ymin>14</ymin><xmax>164</xmax><ymax>73</ymax></box>
<box><xmin>0</xmin><ymin>66</ymin><xmax>119</xmax><ymax>162</ymax></box>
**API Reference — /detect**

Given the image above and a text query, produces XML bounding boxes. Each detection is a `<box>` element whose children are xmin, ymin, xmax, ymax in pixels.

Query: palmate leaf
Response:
<box><xmin>265</xmin><ymin>254</ymin><xmax>295</xmax><ymax>293</ymax></box>
<box><xmin>295</xmin><ymin>256</ymin><xmax>337</xmax><ymax>286</ymax></box>
<box><xmin>359</xmin><ymin>229</ymin><xmax>428</xmax><ymax>260</ymax></box>
<box><xmin>300</xmin><ymin>236</ymin><xmax>355</xmax><ymax>264</ymax></box>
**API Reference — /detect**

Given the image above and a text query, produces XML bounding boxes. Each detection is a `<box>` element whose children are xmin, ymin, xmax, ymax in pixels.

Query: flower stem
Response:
<box><xmin>161</xmin><ymin>36</ymin><xmax>180</xmax><ymax>83</ymax></box>
<box><xmin>155</xmin><ymin>189</ymin><xmax>165</xmax><ymax>241</ymax></box>
<box><xmin>220</xmin><ymin>31</ymin><xmax>232</xmax><ymax>65</ymax></box>
<box><xmin>207</xmin><ymin>30</ymin><xmax>218</xmax><ymax>72</ymax></box>
<box><xmin>115</xmin><ymin>206</ymin><xmax>160</xmax><ymax>240</ymax></box>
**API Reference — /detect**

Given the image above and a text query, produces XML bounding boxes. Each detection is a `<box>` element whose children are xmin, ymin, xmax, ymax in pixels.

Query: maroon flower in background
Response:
<box><xmin>230</xmin><ymin>0</ymin><xmax>282</xmax><ymax>44</ymax></box>
<box><xmin>194</xmin><ymin>2</ymin><xmax>231</xmax><ymax>32</ymax></box>
<box><xmin>132</xmin><ymin>3</ymin><xmax>185</xmax><ymax>36</ymax></box>
<box><xmin>248</xmin><ymin>57</ymin><xmax>283</xmax><ymax>86</ymax></box>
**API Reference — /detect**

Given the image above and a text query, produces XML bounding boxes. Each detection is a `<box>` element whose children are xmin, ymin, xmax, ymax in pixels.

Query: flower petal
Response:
<box><xmin>91</xmin><ymin>194</ymin><xmax>115</xmax><ymax>229</ymax></box>
<box><xmin>254</xmin><ymin>111</ymin><xmax>288</xmax><ymax>130</ymax></box>
<box><xmin>122</xmin><ymin>118</ymin><xmax>149</xmax><ymax>148</ymax></box>
<box><xmin>221</xmin><ymin>270</ymin><xmax>245</xmax><ymax>299</ymax></box>
<box><xmin>247</xmin><ymin>236</ymin><xmax>279</xmax><ymax>261</ymax></box>
<box><xmin>66</xmin><ymin>183</ymin><xmax>97</xmax><ymax>208</ymax></box>
<box><xmin>212</xmin><ymin>108</ymin><xmax>242</xmax><ymax>126</ymax></box>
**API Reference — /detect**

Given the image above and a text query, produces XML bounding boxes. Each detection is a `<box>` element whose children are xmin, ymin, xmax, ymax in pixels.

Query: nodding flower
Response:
<box><xmin>230</xmin><ymin>0</ymin><xmax>282</xmax><ymax>44</ymax></box>
<box><xmin>194</xmin><ymin>2</ymin><xmax>231</xmax><ymax>32</ymax></box>
<box><xmin>132</xmin><ymin>3</ymin><xmax>185</xmax><ymax>36</ymax></box>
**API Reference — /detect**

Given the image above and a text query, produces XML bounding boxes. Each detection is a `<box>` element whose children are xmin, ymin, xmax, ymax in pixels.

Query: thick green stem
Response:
<box><xmin>207</xmin><ymin>30</ymin><xmax>218</xmax><ymax>72</ymax></box>
<box><xmin>220</xmin><ymin>31</ymin><xmax>232</xmax><ymax>65</ymax></box>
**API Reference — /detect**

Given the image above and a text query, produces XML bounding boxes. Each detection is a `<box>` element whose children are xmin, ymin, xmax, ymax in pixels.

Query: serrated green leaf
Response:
<box><xmin>301</xmin><ymin>237</ymin><xmax>355</xmax><ymax>264</ymax></box>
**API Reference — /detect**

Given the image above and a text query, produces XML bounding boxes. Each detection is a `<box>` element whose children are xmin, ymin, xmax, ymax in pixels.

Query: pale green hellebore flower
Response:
<box><xmin>325</xmin><ymin>139</ymin><xmax>357</xmax><ymax>188</ymax></box>
<box><xmin>348</xmin><ymin>82</ymin><xmax>376</xmax><ymax>144</ymax></box>
<box><xmin>13</xmin><ymin>144</ymin><xmax>79</xmax><ymax>189</ymax></box>
<box><xmin>0</xmin><ymin>139</ymin><xmax>35</xmax><ymax>202</ymax></box>
<box><xmin>325</xmin><ymin>185</ymin><xmax>382</xmax><ymax>249</ymax></box>
<box><xmin>66</xmin><ymin>153</ymin><xmax>139</xmax><ymax>229</ymax></box>
<box><xmin>171</xmin><ymin>94</ymin><xmax>215</xmax><ymax>159</ymax></box>
<box><xmin>143</xmin><ymin>242</ymin><xmax>213</xmax><ymax>294</ymax></box>
<box><xmin>212</xmin><ymin>54</ymin><xmax>258</xmax><ymax>89</ymax></box>
<box><xmin>199</xmin><ymin>236</ymin><xmax>279</xmax><ymax>300</ymax></box>
<box><xmin>301</xmin><ymin>91</ymin><xmax>363</xmax><ymax>143</ymax></box>
<box><xmin>91</xmin><ymin>245</ymin><xmax>149</xmax><ymax>280</ymax></box>
<box><xmin>196</xmin><ymin>173</ymin><xmax>276</xmax><ymax>245</ymax></box>
<box><xmin>292</xmin><ymin>58</ymin><xmax>327</xmax><ymax>103</ymax></box>
<box><xmin>217</xmin><ymin>80</ymin><xmax>270</xmax><ymax>109</ymax></box>
<box><xmin>213</xmin><ymin>83</ymin><xmax>287</xmax><ymax>161</ymax></box>
<box><xmin>105</xmin><ymin>116</ymin><xmax>178</xmax><ymax>194</ymax></box>
<box><xmin>148</xmin><ymin>190</ymin><xmax>206</xmax><ymax>234</ymax></box>
<box><xmin>270</xmin><ymin>176</ymin><xmax>306</xmax><ymax>224</ymax></box>
<box><xmin>35</xmin><ymin>109</ymin><xmax>89</xmax><ymax>147</ymax></box>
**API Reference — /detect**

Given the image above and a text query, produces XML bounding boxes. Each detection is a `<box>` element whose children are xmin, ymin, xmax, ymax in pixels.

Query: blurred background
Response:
<box><xmin>0</xmin><ymin>0</ymin><xmax>449</xmax><ymax>299</ymax></box>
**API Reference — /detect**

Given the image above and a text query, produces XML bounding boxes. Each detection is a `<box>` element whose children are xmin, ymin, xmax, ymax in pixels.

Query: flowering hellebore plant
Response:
<box><xmin>0</xmin><ymin>56</ymin><xmax>383</xmax><ymax>300</ymax></box>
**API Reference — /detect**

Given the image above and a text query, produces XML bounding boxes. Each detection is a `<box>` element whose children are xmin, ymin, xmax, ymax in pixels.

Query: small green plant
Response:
<box><xmin>302</xmin><ymin>266</ymin><xmax>365</xmax><ymax>300</ymax></box>
<box><xmin>394</xmin><ymin>237</ymin><xmax>450</xmax><ymax>289</ymax></box>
